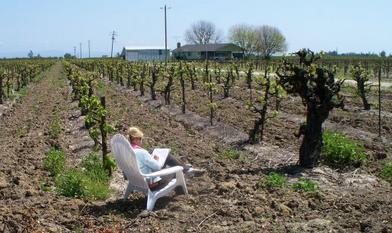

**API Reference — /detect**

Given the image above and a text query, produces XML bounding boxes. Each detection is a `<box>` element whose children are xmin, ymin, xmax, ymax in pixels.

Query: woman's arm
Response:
<box><xmin>138</xmin><ymin>149</ymin><xmax>161</xmax><ymax>171</ymax></box>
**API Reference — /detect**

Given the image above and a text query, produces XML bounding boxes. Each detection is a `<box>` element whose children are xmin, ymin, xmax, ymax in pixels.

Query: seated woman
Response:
<box><xmin>126</xmin><ymin>126</ymin><xmax>203</xmax><ymax>189</ymax></box>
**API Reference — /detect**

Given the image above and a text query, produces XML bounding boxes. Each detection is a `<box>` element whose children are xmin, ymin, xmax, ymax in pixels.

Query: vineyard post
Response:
<box><xmin>179</xmin><ymin>62</ymin><xmax>186</xmax><ymax>114</ymax></box>
<box><xmin>6</xmin><ymin>71</ymin><xmax>11</xmax><ymax>98</ymax></box>
<box><xmin>0</xmin><ymin>71</ymin><xmax>3</xmax><ymax>104</ymax></box>
<box><xmin>99</xmin><ymin>96</ymin><xmax>111</xmax><ymax>176</ymax></box>
<box><xmin>378</xmin><ymin>66</ymin><xmax>381</xmax><ymax>138</ymax></box>
<box><xmin>208</xmin><ymin>74</ymin><xmax>214</xmax><ymax>126</ymax></box>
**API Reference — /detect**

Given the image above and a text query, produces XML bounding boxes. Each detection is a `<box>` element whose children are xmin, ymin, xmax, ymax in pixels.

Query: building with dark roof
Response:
<box><xmin>172</xmin><ymin>43</ymin><xmax>244</xmax><ymax>60</ymax></box>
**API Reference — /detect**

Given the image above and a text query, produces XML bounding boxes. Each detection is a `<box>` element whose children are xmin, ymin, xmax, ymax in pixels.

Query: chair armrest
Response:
<box><xmin>142</xmin><ymin>166</ymin><xmax>183</xmax><ymax>178</ymax></box>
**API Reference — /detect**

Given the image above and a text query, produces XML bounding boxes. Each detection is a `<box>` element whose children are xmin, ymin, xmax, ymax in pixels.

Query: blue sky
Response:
<box><xmin>0</xmin><ymin>0</ymin><xmax>391</xmax><ymax>57</ymax></box>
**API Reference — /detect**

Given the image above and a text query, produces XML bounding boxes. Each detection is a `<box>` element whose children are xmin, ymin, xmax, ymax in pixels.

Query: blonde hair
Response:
<box><xmin>127</xmin><ymin>127</ymin><xmax>144</xmax><ymax>140</ymax></box>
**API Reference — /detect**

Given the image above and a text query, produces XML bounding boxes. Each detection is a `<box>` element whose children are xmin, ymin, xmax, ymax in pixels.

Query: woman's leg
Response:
<box><xmin>163</xmin><ymin>154</ymin><xmax>191</xmax><ymax>172</ymax></box>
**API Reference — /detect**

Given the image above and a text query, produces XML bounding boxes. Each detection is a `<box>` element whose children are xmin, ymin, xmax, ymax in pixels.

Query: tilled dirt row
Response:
<box><xmin>0</xmin><ymin>64</ymin><xmax>88</xmax><ymax>232</ymax></box>
<box><xmin>0</xmin><ymin>64</ymin><xmax>391</xmax><ymax>232</ymax></box>
<box><xmin>98</xmin><ymin>76</ymin><xmax>391</xmax><ymax>232</ymax></box>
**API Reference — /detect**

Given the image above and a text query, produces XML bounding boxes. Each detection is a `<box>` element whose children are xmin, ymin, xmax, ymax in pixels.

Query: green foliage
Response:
<box><xmin>55</xmin><ymin>168</ymin><xmax>85</xmax><ymax>197</ymax></box>
<box><xmin>49</xmin><ymin>116</ymin><xmax>62</xmax><ymax>139</ymax></box>
<box><xmin>264</xmin><ymin>172</ymin><xmax>287</xmax><ymax>189</ymax></box>
<box><xmin>82</xmin><ymin>152</ymin><xmax>110</xmax><ymax>183</ymax></box>
<box><xmin>43</xmin><ymin>148</ymin><xmax>66</xmax><ymax>176</ymax></box>
<box><xmin>55</xmin><ymin>153</ymin><xmax>111</xmax><ymax>200</ymax></box>
<box><xmin>379</xmin><ymin>163</ymin><xmax>392</xmax><ymax>182</ymax></box>
<box><xmin>39</xmin><ymin>180</ymin><xmax>52</xmax><ymax>192</ymax></box>
<box><xmin>291</xmin><ymin>178</ymin><xmax>318</xmax><ymax>193</ymax></box>
<box><xmin>321</xmin><ymin>131</ymin><xmax>367</xmax><ymax>168</ymax></box>
<box><xmin>219</xmin><ymin>149</ymin><xmax>245</xmax><ymax>160</ymax></box>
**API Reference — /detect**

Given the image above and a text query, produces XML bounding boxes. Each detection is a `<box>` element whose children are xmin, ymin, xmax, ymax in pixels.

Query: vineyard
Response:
<box><xmin>0</xmin><ymin>54</ymin><xmax>391</xmax><ymax>232</ymax></box>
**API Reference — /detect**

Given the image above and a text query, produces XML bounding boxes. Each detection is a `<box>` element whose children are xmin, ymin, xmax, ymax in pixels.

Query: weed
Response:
<box><xmin>379</xmin><ymin>162</ymin><xmax>392</xmax><ymax>182</ymax></box>
<box><xmin>39</xmin><ymin>180</ymin><xmax>52</xmax><ymax>192</ymax></box>
<box><xmin>321</xmin><ymin>131</ymin><xmax>367</xmax><ymax>168</ymax></box>
<box><xmin>264</xmin><ymin>172</ymin><xmax>287</xmax><ymax>189</ymax></box>
<box><xmin>55</xmin><ymin>169</ymin><xmax>85</xmax><ymax>197</ymax></box>
<box><xmin>219</xmin><ymin>149</ymin><xmax>246</xmax><ymax>161</ymax></box>
<box><xmin>55</xmin><ymin>153</ymin><xmax>111</xmax><ymax>200</ymax></box>
<box><xmin>291</xmin><ymin>178</ymin><xmax>318</xmax><ymax>193</ymax></box>
<box><xmin>49</xmin><ymin>116</ymin><xmax>62</xmax><ymax>139</ymax></box>
<box><xmin>18</xmin><ymin>86</ymin><xmax>28</xmax><ymax>97</ymax></box>
<box><xmin>15</xmin><ymin>126</ymin><xmax>27</xmax><ymax>137</ymax></box>
<box><xmin>82</xmin><ymin>152</ymin><xmax>110</xmax><ymax>183</ymax></box>
<box><xmin>43</xmin><ymin>148</ymin><xmax>66</xmax><ymax>176</ymax></box>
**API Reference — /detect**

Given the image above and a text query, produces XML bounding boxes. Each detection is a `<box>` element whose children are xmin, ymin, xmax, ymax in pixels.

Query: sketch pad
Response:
<box><xmin>152</xmin><ymin>148</ymin><xmax>170</xmax><ymax>168</ymax></box>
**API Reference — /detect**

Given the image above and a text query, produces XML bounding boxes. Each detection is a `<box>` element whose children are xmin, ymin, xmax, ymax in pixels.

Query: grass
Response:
<box><xmin>258</xmin><ymin>172</ymin><xmax>319</xmax><ymax>193</ymax></box>
<box><xmin>39</xmin><ymin>180</ymin><xmax>52</xmax><ymax>192</ymax></box>
<box><xmin>218</xmin><ymin>149</ymin><xmax>246</xmax><ymax>161</ymax></box>
<box><xmin>291</xmin><ymin>178</ymin><xmax>318</xmax><ymax>193</ymax></box>
<box><xmin>15</xmin><ymin>126</ymin><xmax>28</xmax><ymax>137</ymax></box>
<box><xmin>49</xmin><ymin>116</ymin><xmax>62</xmax><ymax>139</ymax></box>
<box><xmin>43</xmin><ymin>148</ymin><xmax>66</xmax><ymax>176</ymax></box>
<box><xmin>264</xmin><ymin>172</ymin><xmax>287</xmax><ymax>189</ymax></box>
<box><xmin>379</xmin><ymin>162</ymin><xmax>392</xmax><ymax>182</ymax></box>
<box><xmin>321</xmin><ymin>131</ymin><xmax>367</xmax><ymax>168</ymax></box>
<box><xmin>55</xmin><ymin>152</ymin><xmax>111</xmax><ymax>200</ymax></box>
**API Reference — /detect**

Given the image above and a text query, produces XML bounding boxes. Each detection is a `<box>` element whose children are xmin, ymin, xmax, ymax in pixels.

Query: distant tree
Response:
<box><xmin>254</xmin><ymin>25</ymin><xmax>287</xmax><ymax>59</ymax></box>
<box><xmin>380</xmin><ymin>51</ymin><xmax>386</xmax><ymax>57</ymax></box>
<box><xmin>64</xmin><ymin>53</ymin><xmax>74</xmax><ymax>59</ymax></box>
<box><xmin>28</xmin><ymin>50</ymin><xmax>34</xmax><ymax>58</ymax></box>
<box><xmin>228</xmin><ymin>24</ymin><xmax>257</xmax><ymax>56</ymax></box>
<box><xmin>185</xmin><ymin>20</ymin><xmax>222</xmax><ymax>44</ymax></box>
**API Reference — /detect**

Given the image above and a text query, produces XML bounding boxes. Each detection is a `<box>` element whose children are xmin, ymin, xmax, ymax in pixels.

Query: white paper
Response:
<box><xmin>152</xmin><ymin>148</ymin><xmax>170</xmax><ymax>168</ymax></box>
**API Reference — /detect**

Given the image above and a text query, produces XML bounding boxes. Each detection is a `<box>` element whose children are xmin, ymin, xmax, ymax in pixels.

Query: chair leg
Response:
<box><xmin>146</xmin><ymin>194</ymin><xmax>157</xmax><ymax>211</ymax></box>
<box><xmin>176</xmin><ymin>171</ymin><xmax>188</xmax><ymax>194</ymax></box>
<box><xmin>124</xmin><ymin>182</ymin><xmax>133</xmax><ymax>200</ymax></box>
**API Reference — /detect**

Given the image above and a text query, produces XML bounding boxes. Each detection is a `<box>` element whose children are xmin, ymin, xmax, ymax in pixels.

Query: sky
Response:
<box><xmin>0</xmin><ymin>0</ymin><xmax>391</xmax><ymax>58</ymax></box>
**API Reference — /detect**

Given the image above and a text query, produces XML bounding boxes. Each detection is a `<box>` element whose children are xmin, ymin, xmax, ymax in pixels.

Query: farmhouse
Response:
<box><xmin>121</xmin><ymin>46</ymin><xmax>169</xmax><ymax>61</ymax></box>
<box><xmin>172</xmin><ymin>43</ymin><xmax>244</xmax><ymax>60</ymax></box>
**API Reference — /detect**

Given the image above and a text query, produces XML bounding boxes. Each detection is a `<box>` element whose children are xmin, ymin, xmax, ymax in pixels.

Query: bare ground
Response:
<box><xmin>0</xmin><ymin>64</ymin><xmax>391</xmax><ymax>232</ymax></box>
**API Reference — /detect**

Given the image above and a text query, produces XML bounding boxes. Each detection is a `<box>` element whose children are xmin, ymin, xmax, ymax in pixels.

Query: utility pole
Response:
<box><xmin>161</xmin><ymin>5</ymin><xmax>171</xmax><ymax>65</ymax></box>
<box><xmin>73</xmin><ymin>46</ymin><xmax>76</xmax><ymax>58</ymax></box>
<box><xmin>79</xmin><ymin>42</ymin><xmax>82</xmax><ymax>59</ymax></box>
<box><xmin>111</xmin><ymin>31</ymin><xmax>116</xmax><ymax>58</ymax></box>
<box><xmin>88</xmin><ymin>40</ymin><xmax>91</xmax><ymax>58</ymax></box>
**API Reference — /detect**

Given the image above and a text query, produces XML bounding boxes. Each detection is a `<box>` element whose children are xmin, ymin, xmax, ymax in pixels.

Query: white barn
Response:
<box><xmin>121</xmin><ymin>46</ymin><xmax>169</xmax><ymax>61</ymax></box>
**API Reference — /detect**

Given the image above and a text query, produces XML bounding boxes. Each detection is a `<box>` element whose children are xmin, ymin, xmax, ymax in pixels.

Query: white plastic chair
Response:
<box><xmin>110</xmin><ymin>134</ymin><xmax>188</xmax><ymax>211</ymax></box>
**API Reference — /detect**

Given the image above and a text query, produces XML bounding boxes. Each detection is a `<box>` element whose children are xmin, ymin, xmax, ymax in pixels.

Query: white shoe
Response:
<box><xmin>186</xmin><ymin>167</ymin><xmax>206</xmax><ymax>177</ymax></box>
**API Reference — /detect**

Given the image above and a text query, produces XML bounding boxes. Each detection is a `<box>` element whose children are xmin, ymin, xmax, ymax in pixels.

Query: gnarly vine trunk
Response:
<box><xmin>356</xmin><ymin>78</ymin><xmax>370</xmax><ymax>110</ymax></box>
<box><xmin>150</xmin><ymin>67</ymin><xmax>158</xmax><ymax>100</ymax></box>
<box><xmin>99</xmin><ymin>97</ymin><xmax>111</xmax><ymax>176</ymax></box>
<box><xmin>249</xmin><ymin>118</ymin><xmax>263</xmax><ymax>144</ymax></box>
<box><xmin>249</xmin><ymin>65</ymin><xmax>270</xmax><ymax>144</ymax></box>
<box><xmin>299</xmin><ymin>108</ymin><xmax>324</xmax><ymax>167</ymax></box>
<box><xmin>180</xmin><ymin>72</ymin><xmax>186</xmax><ymax>114</ymax></box>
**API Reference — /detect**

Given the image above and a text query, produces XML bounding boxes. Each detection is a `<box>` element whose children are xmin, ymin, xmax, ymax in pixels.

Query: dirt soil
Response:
<box><xmin>0</xmin><ymin>64</ymin><xmax>391</xmax><ymax>232</ymax></box>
